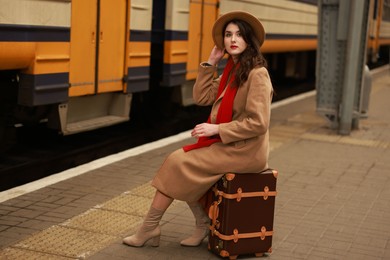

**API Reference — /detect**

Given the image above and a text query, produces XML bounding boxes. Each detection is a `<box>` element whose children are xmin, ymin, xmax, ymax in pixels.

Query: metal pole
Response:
<box><xmin>339</xmin><ymin>0</ymin><xmax>368</xmax><ymax>135</ymax></box>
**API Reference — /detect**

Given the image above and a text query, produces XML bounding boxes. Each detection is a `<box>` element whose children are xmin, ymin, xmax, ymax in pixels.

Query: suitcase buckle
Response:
<box><xmin>263</xmin><ymin>186</ymin><xmax>269</xmax><ymax>200</ymax></box>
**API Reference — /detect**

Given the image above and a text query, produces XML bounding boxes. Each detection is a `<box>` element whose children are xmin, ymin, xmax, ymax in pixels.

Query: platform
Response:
<box><xmin>0</xmin><ymin>67</ymin><xmax>389</xmax><ymax>259</ymax></box>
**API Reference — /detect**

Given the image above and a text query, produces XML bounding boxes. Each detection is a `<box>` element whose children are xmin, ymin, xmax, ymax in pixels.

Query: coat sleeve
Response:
<box><xmin>192</xmin><ymin>63</ymin><xmax>221</xmax><ymax>106</ymax></box>
<box><xmin>219</xmin><ymin>67</ymin><xmax>273</xmax><ymax>144</ymax></box>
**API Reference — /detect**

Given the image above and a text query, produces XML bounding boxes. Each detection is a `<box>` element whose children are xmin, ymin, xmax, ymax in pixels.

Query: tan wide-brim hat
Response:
<box><xmin>212</xmin><ymin>11</ymin><xmax>265</xmax><ymax>50</ymax></box>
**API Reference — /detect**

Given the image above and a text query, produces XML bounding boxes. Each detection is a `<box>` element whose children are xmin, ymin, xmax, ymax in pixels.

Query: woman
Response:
<box><xmin>123</xmin><ymin>10</ymin><xmax>273</xmax><ymax>248</ymax></box>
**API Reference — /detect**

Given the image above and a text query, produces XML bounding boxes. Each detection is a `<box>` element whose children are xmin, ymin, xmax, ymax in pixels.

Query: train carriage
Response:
<box><xmin>153</xmin><ymin>0</ymin><xmax>319</xmax><ymax>107</ymax></box>
<box><xmin>0</xmin><ymin>0</ymin><xmax>153</xmax><ymax>137</ymax></box>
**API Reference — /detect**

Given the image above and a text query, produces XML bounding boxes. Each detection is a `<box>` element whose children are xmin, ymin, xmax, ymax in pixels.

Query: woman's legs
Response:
<box><xmin>151</xmin><ymin>190</ymin><xmax>174</xmax><ymax>211</ymax></box>
<box><xmin>123</xmin><ymin>190</ymin><xmax>173</xmax><ymax>247</ymax></box>
<box><xmin>180</xmin><ymin>200</ymin><xmax>210</xmax><ymax>246</ymax></box>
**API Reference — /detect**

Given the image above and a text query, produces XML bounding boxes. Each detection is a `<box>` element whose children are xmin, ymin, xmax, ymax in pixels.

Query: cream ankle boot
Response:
<box><xmin>123</xmin><ymin>207</ymin><xmax>164</xmax><ymax>247</ymax></box>
<box><xmin>180</xmin><ymin>202</ymin><xmax>210</xmax><ymax>246</ymax></box>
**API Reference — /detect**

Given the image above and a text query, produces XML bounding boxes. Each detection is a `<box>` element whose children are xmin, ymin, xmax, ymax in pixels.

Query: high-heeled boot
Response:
<box><xmin>123</xmin><ymin>207</ymin><xmax>164</xmax><ymax>247</ymax></box>
<box><xmin>180</xmin><ymin>202</ymin><xmax>210</xmax><ymax>246</ymax></box>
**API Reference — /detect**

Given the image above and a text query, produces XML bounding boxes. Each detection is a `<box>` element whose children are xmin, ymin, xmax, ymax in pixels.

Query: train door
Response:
<box><xmin>186</xmin><ymin>0</ymin><xmax>202</xmax><ymax>80</ymax></box>
<box><xmin>58</xmin><ymin>0</ymin><xmax>130</xmax><ymax>135</ymax></box>
<box><xmin>69</xmin><ymin>0</ymin><xmax>127</xmax><ymax>96</ymax></box>
<box><xmin>69</xmin><ymin>0</ymin><xmax>97</xmax><ymax>96</ymax></box>
<box><xmin>97</xmin><ymin>0</ymin><xmax>127</xmax><ymax>93</ymax></box>
<box><xmin>174</xmin><ymin>0</ymin><xmax>218</xmax><ymax>106</ymax></box>
<box><xmin>186</xmin><ymin>0</ymin><xmax>219</xmax><ymax>80</ymax></box>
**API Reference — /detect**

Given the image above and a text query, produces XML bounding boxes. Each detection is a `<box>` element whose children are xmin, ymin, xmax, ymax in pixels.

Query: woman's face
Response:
<box><xmin>223</xmin><ymin>22</ymin><xmax>248</xmax><ymax>62</ymax></box>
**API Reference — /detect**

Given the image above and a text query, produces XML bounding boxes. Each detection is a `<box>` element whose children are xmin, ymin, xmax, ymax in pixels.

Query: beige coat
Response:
<box><xmin>152</xmin><ymin>63</ymin><xmax>273</xmax><ymax>202</ymax></box>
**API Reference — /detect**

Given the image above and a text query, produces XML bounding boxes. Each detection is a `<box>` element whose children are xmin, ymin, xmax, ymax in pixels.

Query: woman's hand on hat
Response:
<box><xmin>207</xmin><ymin>46</ymin><xmax>225</xmax><ymax>66</ymax></box>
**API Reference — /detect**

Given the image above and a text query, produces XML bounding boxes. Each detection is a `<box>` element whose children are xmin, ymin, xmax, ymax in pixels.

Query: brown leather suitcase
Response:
<box><xmin>208</xmin><ymin>169</ymin><xmax>278</xmax><ymax>259</ymax></box>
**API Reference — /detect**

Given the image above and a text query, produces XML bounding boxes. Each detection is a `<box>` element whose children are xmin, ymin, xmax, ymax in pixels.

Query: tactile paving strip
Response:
<box><xmin>0</xmin><ymin>182</ymin><xmax>165</xmax><ymax>258</ymax></box>
<box><xmin>12</xmin><ymin>226</ymin><xmax>115</xmax><ymax>259</ymax></box>
<box><xmin>301</xmin><ymin>132</ymin><xmax>388</xmax><ymax>148</ymax></box>
<box><xmin>339</xmin><ymin>136</ymin><xmax>384</xmax><ymax>147</ymax></box>
<box><xmin>0</xmin><ymin>247</ymin><xmax>72</xmax><ymax>260</ymax></box>
<box><xmin>269</xmin><ymin>123</ymin><xmax>312</xmax><ymax>152</ymax></box>
<box><xmin>61</xmin><ymin>208</ymin><xmax>143</xmax><ymax>236</ymax></box>
<box><xmin>300</xmin><ymin>132</ymin><xmax>341</xmax><ymax>143</ymax></box>
<box><xmin>288</xmin><ymin>113</ymin><xmax>325</xmax><ymax>125</ymax></box>
<box><xmin>269</xmin><ymin>141</ymin><xmax>283</xmax><ymax>152</ymax></box>
<box><xmin>270</xmin><ymin>124</ymin><xmax>308</xmax><ymax>138</ymax></box>
<box><xmin>97</xmin><ymin>193</ymin><xmax>152</xmax><ymax>216</ymax></box>
<box><xmin>271</xmin><ymin>112</ymin><xmax>389</xmax><ymax>149</ymax></box>
<box><xmin>128</xmin><ymin>181</ymin><xmax>156</xmax><ymax>198</ymax></box>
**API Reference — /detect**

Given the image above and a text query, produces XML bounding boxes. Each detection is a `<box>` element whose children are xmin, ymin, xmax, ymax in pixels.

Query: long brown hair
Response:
<box><xmin>223</xmin><ymin>19</ymin><xmax>268</xmax><ymax>87</ymax></box>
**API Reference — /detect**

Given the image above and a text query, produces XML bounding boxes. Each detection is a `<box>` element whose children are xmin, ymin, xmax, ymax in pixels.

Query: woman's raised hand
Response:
<box><xmin>207</xmin><ymin>46</ymin><xmax>225</xmax><ymax>66</ymax></box>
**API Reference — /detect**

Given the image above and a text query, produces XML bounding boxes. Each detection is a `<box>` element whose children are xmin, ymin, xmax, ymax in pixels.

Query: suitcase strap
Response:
<box><xmin>210</xmin><ymin>225</ymin><xmax>273</xmax><ymax>243</ymax></box>
<box><xmin>212</xmin><ymin>186</ymin><xmax>277</xmax><ymax>202</ymax></box>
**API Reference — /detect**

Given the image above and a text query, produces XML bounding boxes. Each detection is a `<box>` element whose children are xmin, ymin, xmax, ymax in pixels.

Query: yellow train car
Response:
<box><xmin>162</xmin><ymin>0</ymin><xmax>389</xmax><ymax>106</ymax></box>
<box><xmin>0</xmin><ymin>0</ymin><xmax>152</xmax><ymax>136</ymax></box>
<box><xmin>156</xmin><ymin>0</ymin><xmax>317</xmax><ymax>82</ymax></box>
<box><xmin>157</xmin><ymin>0</ymin><xmax>319</xmax><ymax>105</ymax></box>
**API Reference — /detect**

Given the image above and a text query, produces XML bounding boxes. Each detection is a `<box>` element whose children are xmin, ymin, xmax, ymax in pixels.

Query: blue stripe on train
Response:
<box><xmin>0</xmin><ymin>24</ymin><xmax>70</xmax><ymax>42</ymax></box>
<box><xmin>130</xmin><ymin>30</ymin><xmax>152</xmax><ymax>42</ymax></box>
<box><xmin>125</xmin><ymin>66</ymin><xmax>150</xmax><ymax>92</ymax></box>
<box><xmin>291</xmin><ymin>0</ymin><xmax>318</xmax><ymax>6</ymax></box>
<box><xmin>161</xmin><ymin>63</ymin><xmax>186</xmax><ymax>87</ymax></box>
<box><xmin>18</xmin><ymin>72</ymin><xmax>69</xmax><ymax>106</ymax></box>
<box><xmin>266</xmin><ymin>34</ymin><xmax>317</xmax><ymax>39</ymax></box>
<box><xmin>164</xmin><ymin>30</ymin><xmax>188</xmax><ymax>41</ymax></box>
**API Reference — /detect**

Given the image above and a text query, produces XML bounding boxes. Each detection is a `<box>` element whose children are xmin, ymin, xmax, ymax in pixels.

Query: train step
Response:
<box><xmin>64</xmin><ymin>115</ymin><xmax>129</xmax><ymax>135</ymax></box>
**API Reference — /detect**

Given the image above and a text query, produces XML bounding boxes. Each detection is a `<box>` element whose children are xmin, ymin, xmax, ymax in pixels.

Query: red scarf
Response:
<box><xmin>183</xmin><ymin>58</ymin><xmax>238</xmax><ymax>152</ymax></box>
